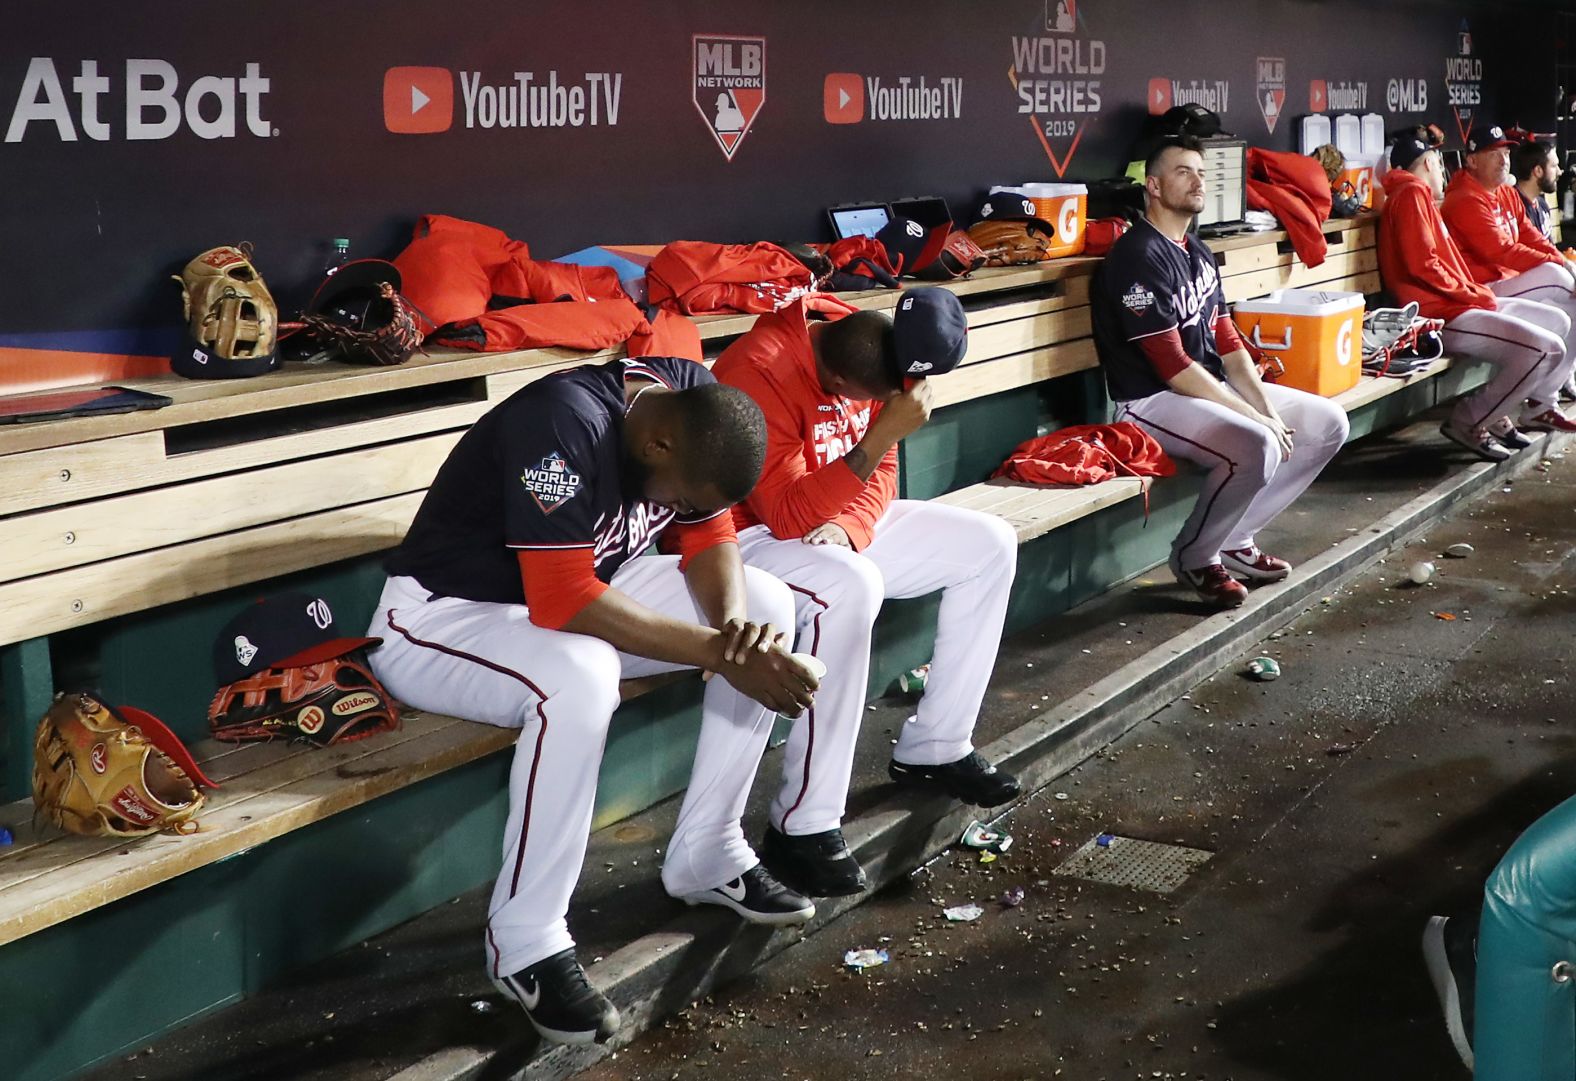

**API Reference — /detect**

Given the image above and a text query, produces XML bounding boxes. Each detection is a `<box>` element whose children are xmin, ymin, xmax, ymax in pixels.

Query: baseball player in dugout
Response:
<box><xmin>713</xmin><ymin>286</ymin><xmax>1021</xmax><ymax>900</ymax></box>
<box><xmin>1442</xmin><ymin>125</ymin><xmax>1576</xmax><ymax>410</ymax></box>
<box><xmin>1092</xmin><ymin>135</ymin><xmax>1349</xmax><ymax>610</ymax></box>
<box><xmin>1380</xmin><ymin>130</ymin><xmax>1576</xmax><ymax>463</ymax></box>
<box><xmin>1510</xmin><ymin>139</ymin><xmax>1560</xmax><ymax>244</ymax></box>
<box><xmin>365</xmin><ymin>354</ymin><xmax>822</xmax><ymax>1046</ymax></box>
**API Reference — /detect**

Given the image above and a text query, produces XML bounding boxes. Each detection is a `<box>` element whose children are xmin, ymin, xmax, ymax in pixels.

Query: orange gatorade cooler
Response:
<box><xmin>1231</xmin><ymin>288</ymin><xmax>1365</xmax><ymax>397</ymax></box>
<box><xmin>1340</xmin><ymin>162</ymin><xmax>1375</xmax><ymax>209</ymax></box>
<box><xmin>991</xmin><ymin>182</ymin><xmax>1088</xmax><ymax>256</ymax></box>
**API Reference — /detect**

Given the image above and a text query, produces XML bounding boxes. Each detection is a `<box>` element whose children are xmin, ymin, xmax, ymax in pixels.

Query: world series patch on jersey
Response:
<box><xmin>1096</xmin><ymin>219</ymin><xmax>1229</xmax><ymax>402</ymax></box>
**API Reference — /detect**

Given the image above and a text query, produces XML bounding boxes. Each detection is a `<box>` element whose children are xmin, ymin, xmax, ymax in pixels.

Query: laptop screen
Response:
<box><xmin>828</xmin><ymin>204</ymin><xmax>892</xmax><ymax>240</ymax></box>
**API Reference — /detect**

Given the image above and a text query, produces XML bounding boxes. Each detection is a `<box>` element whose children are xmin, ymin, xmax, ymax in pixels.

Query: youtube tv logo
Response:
<box><xmin>1147</xmin><ymin>78</ymin><xmax>1172</xmax><ymax>116</ymax></box>
<box><xmin>824</xmin><ymin>73</ymin><xmax>864</xmax><ymax>123</ymax></box>
<box><xmin>385</xmin><ymin>66</ymin><xmax>453</xmax><ymax>133</ymax></box>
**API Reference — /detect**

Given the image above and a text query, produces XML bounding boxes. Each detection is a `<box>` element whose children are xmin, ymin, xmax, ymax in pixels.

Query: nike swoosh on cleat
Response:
<box><xmin>719</xmin><ymin>878</ymin><xmax>747</xmax><ymax>902</ymax></box>
<box><xmin>513</xmin><ymin>976</ymin><xmax>542</xmax><ymax>1011</ymax></box>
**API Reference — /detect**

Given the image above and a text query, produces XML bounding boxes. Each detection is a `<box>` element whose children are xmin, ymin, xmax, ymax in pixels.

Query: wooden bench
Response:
<box><xmin>0</xmin><ymin>213</ymin><xmax>1489</xmax><ymax>1078</ymax></box>
<box><xmin>0</xmin><ymin>254</ymin><xmax>1102</xmax><ymax>946</ymax></box>
<box><xmin>934</xmin><ymin>215</ymin><xmax>1484</xmax><ymax>545</ymax></box>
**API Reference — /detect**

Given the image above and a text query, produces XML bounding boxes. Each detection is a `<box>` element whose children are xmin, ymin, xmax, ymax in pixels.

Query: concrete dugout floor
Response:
<box><xmin>581</xmin><ymin>445</ymin><xmax>1576</xmax><ymax>1081</ymax></box>
<box><xmin>83</xmin><ymin>418</ymin><xmax>1576</xmax><ymax>1081</ymax></box>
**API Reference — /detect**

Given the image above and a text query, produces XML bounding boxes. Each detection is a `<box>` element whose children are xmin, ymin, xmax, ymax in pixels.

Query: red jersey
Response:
<box><xmin>1378</xmin><ymin>169</ymin><xmax>1496</xmax><ymax>322</ymax></box>
<box><xmin>712</xmin><ymin>299</ymin><xmax>897</xmax><ymax>550</ymax></box>
<box><xmin>1440</xmin><ymin>169</ymin><xmax>1564</xmax><ymax>284</ymax></box>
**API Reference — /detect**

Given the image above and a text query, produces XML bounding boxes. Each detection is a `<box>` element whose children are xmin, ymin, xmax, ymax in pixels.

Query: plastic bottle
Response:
<box><xmin>324</xmin><ymin>237</ymin><xmax>350</xmax><ymax>277</ymax></box>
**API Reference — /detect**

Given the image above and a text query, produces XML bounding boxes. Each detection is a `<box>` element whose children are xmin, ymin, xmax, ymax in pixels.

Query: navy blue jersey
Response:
<box><xmin>386</xmin><ymin>355</ymin><xmax>718</xmax><ymax>604</ymax></box>
<box><xmin>1094</xmin><ymin>218</ymin><xmax>1227</xmax><ymax>402</ymax></box>
<box><xmin>1519</xmin><ymin>189</ymin><xmax>1555</xmax><ymax>242</ymax></box>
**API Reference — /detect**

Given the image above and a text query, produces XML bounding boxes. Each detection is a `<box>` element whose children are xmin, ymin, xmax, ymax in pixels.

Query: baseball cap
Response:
<box><xmin>875</xmin><ymin>217</ymin><xmax>949</xmax><ymax>276</ymax></box>
<box><xmin>975</xmin><ymin>193</ymin><xmax>1055</xmax><ymax>231</ymax></box>
<box><xmin>213</xmin><ymin>592</ymin><xmax>380</xmax><ymax>687</ymax></box>
<box><xmin>1465</xmin><ymin>124</ymin><xmax>1514</xmax><ymax>153</ymax></box>
<box><xmin>890</xmin><ymin>287</ymin><xmax>968</xmax><ymax>379</ymax></box>
<box><xmin>1390</xmin><ymin>134</ymin><xmax>1432</xmax><ymax>171</ymax></box>
<box><xmin>1159</xmin><ymin>102</ymin><xmax>1232</xmax><ymax>139</ymax></box>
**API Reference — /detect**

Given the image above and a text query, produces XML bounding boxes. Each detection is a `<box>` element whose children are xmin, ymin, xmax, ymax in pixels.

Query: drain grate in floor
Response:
<box><xmin>1052</xmin><ymin>834</ymin><xmax>1213</xmax><ymax>894</ymax></box>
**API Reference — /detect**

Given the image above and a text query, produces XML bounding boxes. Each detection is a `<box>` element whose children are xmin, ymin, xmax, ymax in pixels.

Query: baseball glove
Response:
<box><xmin>916</xmin><ymin>230</ymin><xmax>987</xmax><ymax>280</ymax></box>
<box><xmin>291</xmin><ymin>280</ymin><xmax>425</xmax><ymax>366</ymax></box>
<box><xmin>171</xmin><ymin>244</ymin><xmax>280</xmax><ymax>378</ymax></box>
<box><xmin>1311</xmin><ymin>143</ymin><xmax>1346</xmax><ymax>184</ymax></box>
<box><xmin>208</xmin><ymin>648</ymin><xmax>399</xmax><ymax>747</ymax></box>
<box><xmin>966</xmin><ymin>220</ymin><xmax>1054</xmax><ymax>266</ymax></box>
<box><xmin>33</xmin><ymin>692</ymin><xmax>215</xmax><ymax>837</ymax></box>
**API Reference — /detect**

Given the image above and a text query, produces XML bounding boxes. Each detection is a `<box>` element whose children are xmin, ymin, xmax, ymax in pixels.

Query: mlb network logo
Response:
<box><xmin>384</xmin><ymin>66</ymin><xmax>453</xmax><ymax>133</ymax></box>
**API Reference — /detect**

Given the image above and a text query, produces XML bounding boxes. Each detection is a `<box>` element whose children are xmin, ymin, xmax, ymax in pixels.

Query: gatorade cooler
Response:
<box><xmin>1230</xmin><ymin>288</ymin><xmax>1365</xmax><ymax>397</ymax></box>
<box><xmin>991</xmin><ymin>182</ymin><xmax>1088</xmax><ymax>257</ymax></box>
<box><xmin>1340</xmin><ymin>161</ymin><xmax>1375</xmax><ymax>209</ymax></box>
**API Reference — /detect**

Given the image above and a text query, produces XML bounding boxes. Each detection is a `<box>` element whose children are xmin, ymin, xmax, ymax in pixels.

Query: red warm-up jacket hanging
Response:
<box><xmin>392</xmin><ymin>214</ymin><xmax>699</xmax><ymax>359</ymax></box>
<box><xmin>1245</xmin><ymin>148</ymin><xmax>1333</xmax><ymax>268</ymax></box>
<box><xmin>1378</xmin><ymin>168</ymin><xmax>1497</xmax><ymax>322</ymax></box>
<box><xmin>647</xmin><ymin>240</ymin><xmax>860</xmax><ymax>317</ymax></box>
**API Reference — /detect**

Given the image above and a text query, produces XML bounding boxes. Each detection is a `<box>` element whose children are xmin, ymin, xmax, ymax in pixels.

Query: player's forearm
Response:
<box><xmin>1220</xmin><ymin>350</ymin><xmax>1276</xmax><ymax>417</ymax></box>
<box><xmin>561</xmin><ymin>589</ymin><xmax>724</xmax><ymax>670</ymax></box>
<box><xmin>1166</xmin><ymin>360</ymin><xmax>1262</xmax><ymax>421</ymax></box>
<box><xmin>845</xmin><ymin>429</ymin><xmax>900</xmax><ymax>482</ymax></box>
<box><xmin>681</xmin><ymin>542</ymin><xmax>749</xmax><ymax>629</ymax></box>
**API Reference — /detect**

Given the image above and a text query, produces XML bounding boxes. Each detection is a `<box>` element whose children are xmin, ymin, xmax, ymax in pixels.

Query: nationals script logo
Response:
<box><xmin>693</xmin><ymin>34</ymin><xmax>765</xmax><ymax>160</ymax></box>
<box><xmin>1012</xmin><ymin>1</ymin><xmax>1105</xmax><ymax>176</ymax></box>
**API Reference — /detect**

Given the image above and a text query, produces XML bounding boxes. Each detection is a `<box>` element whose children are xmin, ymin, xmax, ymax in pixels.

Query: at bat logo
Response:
<box><xmin>5</xmin><ymin>58</ymin><xmax>273</xmax><ymax>143</ymax></box>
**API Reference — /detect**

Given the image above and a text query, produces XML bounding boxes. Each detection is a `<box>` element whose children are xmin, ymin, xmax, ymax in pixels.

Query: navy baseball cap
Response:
<box><xmin>1390</xmin><ymin>134</ymin><xmax>1432</xmax><ymax>171</ymax></box>
<box><xmin>891</xmin><ymin>287</ymin><xmax>968</xmax><ymax>379</ymax></box>
<box><xmin>213</xmin><ymin>592</ymin><xmax>380</xmax><ymax>687</ymax></box>
<box><xmin>1465</xmin><ymin>124</ymin><xmax>1514</xmax><ymax>153</ymax></box>
<box><xmin>876</xmin><ymin>217</ymin><xmax>949</xmax><ymax>276</ymax></box>
<box><xmin>975</xmin><ymin>193</ymin><xmax>1055</xmax><ymax>231</ymax></box>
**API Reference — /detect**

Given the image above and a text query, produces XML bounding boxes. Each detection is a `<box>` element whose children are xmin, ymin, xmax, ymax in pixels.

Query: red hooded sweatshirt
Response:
<box><xmin>711</xmin><ymin>299</ymin><xmax>896</xmax><ymax>550</ymax></box>
<box><xmin>1440</xmin><ymin>169</ymin><xmax>1564</xmax><ymax>285</ymax></box>
<box><xmin>1378</xmin><ymin>168</ymin><xmax>1496</xmax><ymax>322</ymax></box>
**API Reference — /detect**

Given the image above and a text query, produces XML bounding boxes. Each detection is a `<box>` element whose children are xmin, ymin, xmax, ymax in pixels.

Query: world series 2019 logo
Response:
<box><xmin>1012</xmin><ymin>0</ymin><xmax>1105</xmax><ymax>176</ymax></box>
<box><xmin>1445</xmin><ymin>18</ymin><xmax>1482</xmax><ymax>144</ymax></box>
<box><xmin>693</xmin><ymin>34</ymin><xmax>764</xmax><ymax>161</ymax></box>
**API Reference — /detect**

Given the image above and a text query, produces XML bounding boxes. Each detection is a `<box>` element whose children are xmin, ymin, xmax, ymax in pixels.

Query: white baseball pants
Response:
<box><xmin>1442</xmin><ymin>296</ymin><xmax>1570</xmax><ymax>428</ymax></box>
<box><xmin>365</xmin><ymin>555</ymin><xmax>795</xmax><ymax>980</ymax></box>
<box><xmin>1490</xmin><ymin>261</ymin><xmax>1576</xmax><ymax>369</ymax></box>
<box><xmin>736</xmin><ymin>499</ymin><xmax>1017</xmax><ymax>837</ymax></box>
<box><xmin>1117</xmin><ymin>381</ymin><xmax>1349</xmax><ymax>572</ymax></box>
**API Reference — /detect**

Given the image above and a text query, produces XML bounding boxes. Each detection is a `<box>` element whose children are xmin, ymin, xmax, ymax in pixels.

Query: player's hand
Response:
<box><xmin>718</xmin><ymin>618</ymin><xmax>782</xmax><ymax>665</ymax></box>
<box><xmin>1260</xmin><ymin>413</ymin><xmax>1295</xmax><ymax>460</ymax></box>
<box><xmin>722</xmin><ymin>643</ymin><xmax>818</xmax><ymax>716</ymax></box>
<box><xmin>869</xmin><ymin>378</ymin><xmax>934</xmax><ymax>443</ymax></box>
<box><xmin>803</xmin><ymin>523</ymin><xmax>852</xmax><ymax>548</ymax></box>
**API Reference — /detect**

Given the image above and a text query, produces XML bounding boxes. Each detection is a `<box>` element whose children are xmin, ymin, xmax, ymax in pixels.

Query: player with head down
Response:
<box><xmin>712</xmin><ymin>287</ymin><xmax>1021</xmax><ymax>900</ymax></box>
<box><xmin>366</xmin><ymin>355</ymin><xmax>820</xmax><ymax>1045</ymax></box>
<box><xmin>1093</xmin><ymin>134</ymin><xmax>1350</xmax><ymax>609</ymax></box>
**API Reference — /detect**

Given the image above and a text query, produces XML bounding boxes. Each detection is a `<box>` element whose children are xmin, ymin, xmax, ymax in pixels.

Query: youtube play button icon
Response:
<box><xmin>384</xmin><ymin>67</ymin><xmax>454</xmax><ymax>134</ymax></box>
<box><xmin>823</xmin><ymin>73</ymin><xmax>864</xmax><ymax>124</ymax></box>
<box><xmin>1147</xmin><ymin>77</ymin><xmax>1172</xmax><ymax>116</ymax></box>
<box><xmin>1309</xmin><ymin>79</ymin><xmax>1327</xmax><ymax>112</ymax></box>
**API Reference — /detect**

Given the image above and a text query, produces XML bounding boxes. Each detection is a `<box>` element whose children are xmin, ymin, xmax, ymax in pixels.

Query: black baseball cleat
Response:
<box><xmin>761</xmin><ymin>825</ymin><xmax>868</xmax><ymax>898</ymax></box>
<box><xmin>1421</xmin><ymin>915</ymin><xmax>1477</xmax><ymax>1070</ymax></box>
<box><xmin>889</xmin><ymin>750</ymin><xmax>1021</xmax><ymax>807</ymax></box>
<box><xmin>679</xmin><ymin>863</ymin><xmax>816</xmax><ymax>925</ymax></box>
<box><xmin>492</xmin><ymin>948</ymin><xmax>620</xmax><ymax>1046</ymax></box>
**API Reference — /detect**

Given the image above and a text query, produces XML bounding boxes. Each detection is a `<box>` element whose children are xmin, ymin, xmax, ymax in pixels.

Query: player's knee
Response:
<box><xmin>741</xmin><ymin>566</ymin><xmax>797</xmax><ymax>632</ymax></box>
<box><xmin>974</xmin><ymin>511</ymin><xmax>1018</xmax><ymax>566</ymax></box>
<box><xmin>553</xmin><ymin>636</ymin><xmax>623</xmax><ymax>719</ymax></box>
